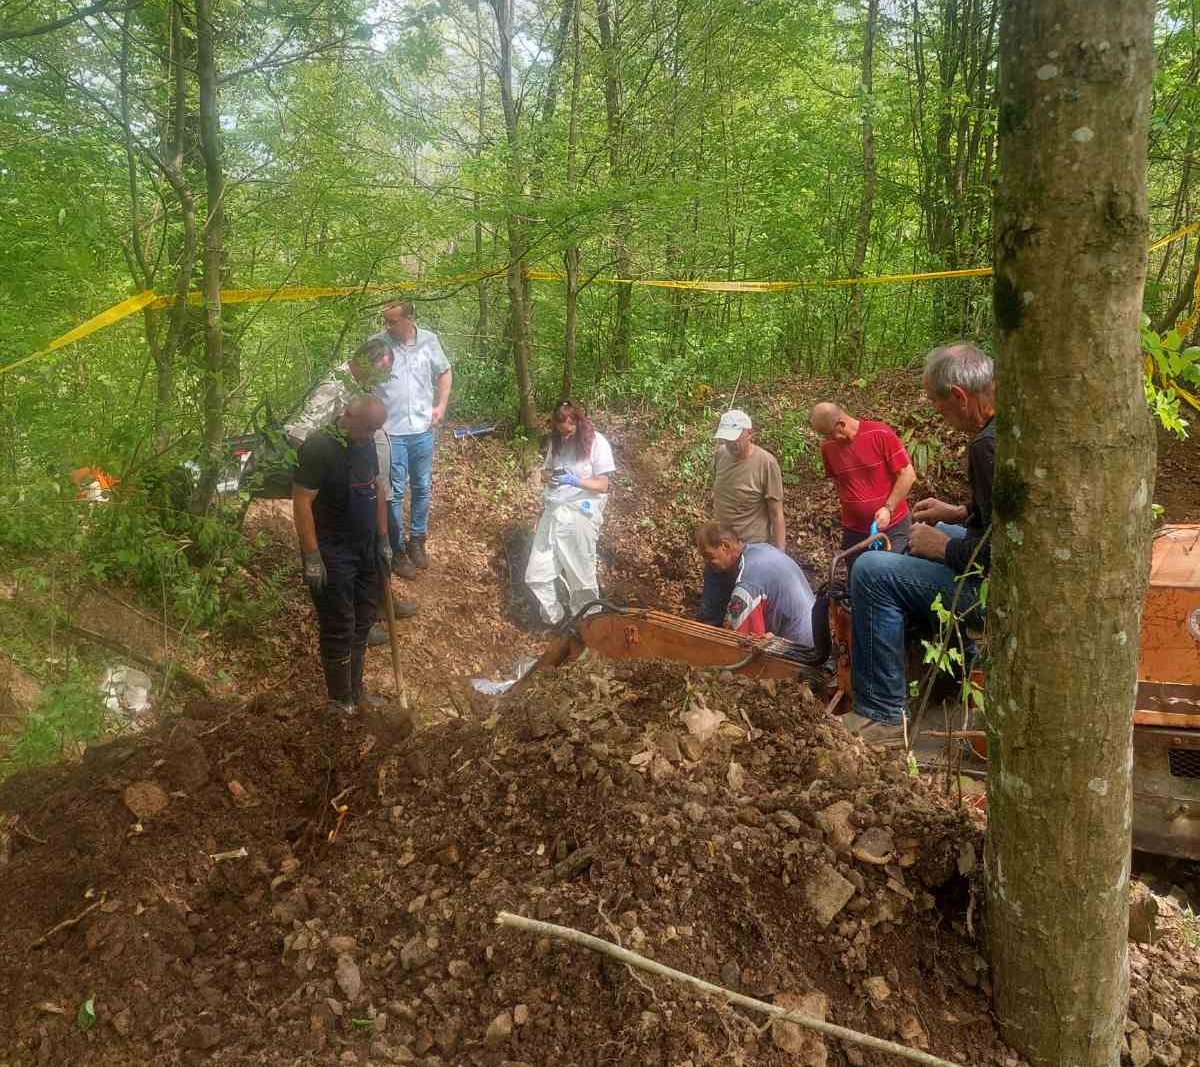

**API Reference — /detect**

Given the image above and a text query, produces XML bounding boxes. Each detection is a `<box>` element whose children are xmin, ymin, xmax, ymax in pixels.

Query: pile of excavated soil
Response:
<box><xmin>3</xmin><ymin>653</ymin><xmax>1196</xmax><ymax>1067</ymax></box>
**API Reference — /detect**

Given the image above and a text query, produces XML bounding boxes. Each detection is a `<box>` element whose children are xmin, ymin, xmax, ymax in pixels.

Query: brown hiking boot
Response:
<box><xmin>392</xmin><ymin>550</ymin><xmax>417</xmax><ymax>579</ymax></box>
<box><xmin>409</xmin><ymin>536</ymin><xmax>428</xmax><ymax>570</ymax></box>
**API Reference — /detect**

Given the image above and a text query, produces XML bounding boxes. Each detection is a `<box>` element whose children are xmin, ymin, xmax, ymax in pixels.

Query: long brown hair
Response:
<box><xmin>550</xmin><ymin>399</ymin><xmax>595</xmax><ymax>461</ymax></box>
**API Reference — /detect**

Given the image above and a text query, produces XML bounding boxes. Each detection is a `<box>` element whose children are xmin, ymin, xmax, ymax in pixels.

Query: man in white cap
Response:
<box><xmin>700</xmin><ymin>409</ymin><xmax>785</xmax><ymax>625</ymax></box>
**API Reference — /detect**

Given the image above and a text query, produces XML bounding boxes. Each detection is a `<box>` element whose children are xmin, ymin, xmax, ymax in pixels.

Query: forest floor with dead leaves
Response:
<box><xmin>0</xmin><ymin>368</ymin><xmax>1198</xmax><ymax>1067</ymax></box>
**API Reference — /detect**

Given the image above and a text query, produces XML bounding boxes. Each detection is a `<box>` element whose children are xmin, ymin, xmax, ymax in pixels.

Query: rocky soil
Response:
<box><xmin>1</xmin><ymin>654</ymin><xmax>1197</xmax><ymax>1067</ymax></box>
<box><xmin>0</xmin><ymin>368</ymin><xmax>1197</xmax><ymax>1066</ymax></box>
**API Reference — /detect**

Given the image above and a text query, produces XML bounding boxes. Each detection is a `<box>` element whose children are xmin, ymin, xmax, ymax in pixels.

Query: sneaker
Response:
<box><xmin>327</xmin><ymin>700</ymin><xmax>357</xmax><ymax>717</ymax></box>
<box><xmin>840</xmin><ymin>711</ymin><xmax>907</xmax><ymax>746</ymax></box>
<box><xmin>409</xmin><ymin>537</ymin><xmax>428</xmax><ymax>570</ymax></box>
<box><xmin>392</xmin><ymin>550</ymin><xmax>417</xmax><ymax>579</ymax></box>
<box><xmin>367</xmin><ymin>624</ymin><xmax>389</xmax><ymax>647</ymax></box>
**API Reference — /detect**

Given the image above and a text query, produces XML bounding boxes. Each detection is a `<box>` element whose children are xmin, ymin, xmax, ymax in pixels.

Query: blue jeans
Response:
<box><xmin>388</xmin><ymin>430</ymin><xmax>435</xmax><ymax>551</ymax></box>
<box><xmin>849</xmin><ymin>525</ymin><xmax>981</xmax><ymax>725</ymax></box>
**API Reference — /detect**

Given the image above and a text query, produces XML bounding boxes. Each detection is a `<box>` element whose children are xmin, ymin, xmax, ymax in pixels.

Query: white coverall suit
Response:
<box><xmin>524</xmin><ymin>431</ymin><xmax>615</xmax><ymax>625</ymax></box>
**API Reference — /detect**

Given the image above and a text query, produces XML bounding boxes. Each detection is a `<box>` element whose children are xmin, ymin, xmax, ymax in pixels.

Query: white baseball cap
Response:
<box><xmin>714</xmin><ymin>409</ymin><xmax>752</xmax><ymax>441</ymax></box>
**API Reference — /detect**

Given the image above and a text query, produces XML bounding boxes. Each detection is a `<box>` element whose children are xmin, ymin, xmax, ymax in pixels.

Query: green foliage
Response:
<box><xmin>1141</xmin><ymin>316</ymin><xmax>1199</xmax><ymax>439</ymax></box>
<box><xmin>4</xmin><ymin>665</ymin><xmax>109</xmax><ymax>770</ymax></box>
<box><xmin>911</xmin><ymin>568</ymin><xmax>988</xmax><ymax>734</ymax></box>
<box><xmin>0</xmin><ymin>472</ymin><xmax>267</xmax><ymax>632</ymax></box>
<box><xmin>1181</xmin><ymin>906</ymin><xmax>1200</xmax><ymax>949</ymax></box>
<box><xmin>0</xmin><ymin>0</ymin><xmax>1195</xmax><ymax>641</ymax></box>
<box><xmin>901</xmin><ymin>428</ymin><xmax>949</xmax><ymax>483</ymax></box>
<box><xmin>766</xmin><ymin>409</ymin><xmax>823</xmax><ymax>478</ymax></box>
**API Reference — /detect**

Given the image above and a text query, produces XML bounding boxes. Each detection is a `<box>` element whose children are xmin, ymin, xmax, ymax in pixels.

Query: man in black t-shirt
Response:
<box><xmin>292</xmin><ymin>396</ymin><xmax>393</xmax><ymax>714</ymax></box>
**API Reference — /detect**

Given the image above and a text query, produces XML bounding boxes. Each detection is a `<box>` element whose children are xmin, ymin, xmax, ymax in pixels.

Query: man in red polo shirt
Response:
<box><xmin>810</xmin><ymin>402</ymin><xmax>916</xmax><ymax>557</ymax></box>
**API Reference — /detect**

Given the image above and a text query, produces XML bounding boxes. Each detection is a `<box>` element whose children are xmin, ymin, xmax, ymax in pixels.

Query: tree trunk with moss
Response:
<box><xmin>986</xmin><ymin>3</ymin><xmax>1156</xmax><ymax>1065</ymax></box>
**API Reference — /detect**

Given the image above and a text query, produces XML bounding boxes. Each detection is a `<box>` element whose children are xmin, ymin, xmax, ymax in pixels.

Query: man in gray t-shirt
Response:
<box><xmin>371</xmin><ymin>300</ymin><xmax>453</xmax><ymax>576</ymax></box>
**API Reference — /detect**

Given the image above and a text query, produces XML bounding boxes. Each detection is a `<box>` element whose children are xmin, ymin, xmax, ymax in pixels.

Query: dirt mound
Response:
<box><xmin>0</xmin><ymin>655</ymin><xmax>1198</xmax><ymax>1066</ymax></box>
<box><xmin>0</xmin><ymin>654</ymin><xmax>980</xmax><ymax>1066</ymax></box>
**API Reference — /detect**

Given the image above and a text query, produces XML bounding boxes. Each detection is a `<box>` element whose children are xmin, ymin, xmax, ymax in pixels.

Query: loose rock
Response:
<box><xmin>485</xmin><ymin>1011</ymin><xmax>514</xmax><ymax>1048</ymax></box>
<box><xmin>335</xmin><ymin>955</ymin><xmax>362</xmax><ymax>1002</ymax></box>
<box><xmin>816</xmin><ymin>801</ymin><xmax>856</xmax><ymax>853</ymax></box>
<box><xmin>851</xmin><ymin>827</ymin><xmax>895</xmax><ymax>866</ymax></box>
<box><xmin>771</xmin><ymin>991</ymin><xmax>828</xmax><ymax>1067</ymax></box>
<box><xmin>804</xmin><ymin>867</ymin><xmax>856</xmax><ymax>927</ymax></box>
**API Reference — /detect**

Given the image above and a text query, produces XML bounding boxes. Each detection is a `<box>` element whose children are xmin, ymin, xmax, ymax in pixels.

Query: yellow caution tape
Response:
<box><xmin>1149</xmin><ymin>219</ymin><xmax>1200</xmax><ymax>253</ymax></box>
<box><xmin>527</xmin><ymin>266</ymin><xmax>994</xmax><ymax>291</ymax></box>
<box><xmin>144</xmin><ymin>270</ymin><xmax>505</xmax><ymax>310</ymax></box>
<box><xmin>5</xmin><ymin>220</ymin><xmax>1197</xmax><ymax>377</ymax></box>
<box><xmin>1</xmin><ymin>290</ymin><xmax>159</xmax><ymax>376</ymax></box>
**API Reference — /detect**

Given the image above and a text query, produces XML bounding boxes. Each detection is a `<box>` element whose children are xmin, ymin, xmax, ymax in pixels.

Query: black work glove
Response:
<box><xmin>302</xmin><ymin>549</ymin><xmax>327</xmax><ymax>595</ymax></box>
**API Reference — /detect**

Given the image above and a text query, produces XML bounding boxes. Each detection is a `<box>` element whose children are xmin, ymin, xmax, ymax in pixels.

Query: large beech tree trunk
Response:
<box><xmin>986</xmin><ymin>3</ymin><xmax>1156</xmax><ymax>1065</ymax></box>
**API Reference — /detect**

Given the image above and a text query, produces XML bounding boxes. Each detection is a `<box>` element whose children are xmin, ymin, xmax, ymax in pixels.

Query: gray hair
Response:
<box><xmin>923</xmin><ymin>342</ymin><xmax>994</xmax><ymax>398</ymax></box>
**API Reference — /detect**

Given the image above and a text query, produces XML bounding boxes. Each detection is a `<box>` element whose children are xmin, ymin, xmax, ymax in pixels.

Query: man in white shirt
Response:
<box><xmin>372</xmin><ymin>301</ymin><xmax>452</xmax><ymax>578</ymax></box>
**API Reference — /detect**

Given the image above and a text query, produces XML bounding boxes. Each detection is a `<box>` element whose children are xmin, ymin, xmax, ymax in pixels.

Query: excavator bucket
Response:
<box><xmin>510</xmin><ymin>605</ymin><xmax>824</xmax><ymax>698</ymax></box>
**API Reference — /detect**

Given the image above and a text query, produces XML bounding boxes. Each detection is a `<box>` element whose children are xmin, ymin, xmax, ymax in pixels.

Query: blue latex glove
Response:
<box><xmin>554</xmin><ymin>469</ymin><xmax>582</xmax><ymax>489</ymax></box>
<box><xmin>868</xmin><ymin>521</ymin><xmax>882</xmax><ymax>550</ymax></box>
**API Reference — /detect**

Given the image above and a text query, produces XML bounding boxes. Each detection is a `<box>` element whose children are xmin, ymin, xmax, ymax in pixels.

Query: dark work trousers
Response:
<box><xmin>310</xmin><ymin>535</ymin><xmax>382</xmax><ymax>702</ymax></box>
<box><xmin>699</xmin><ymin>565</ymin><xmax>737</xmax><ymax>626</ymax></box>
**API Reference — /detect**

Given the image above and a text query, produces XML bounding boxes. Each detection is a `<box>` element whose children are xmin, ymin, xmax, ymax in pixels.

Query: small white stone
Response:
<box><xmin>1072</xmin><ymin>126</ymin><xmax>1095</xmax><ymax>143</ymax></box>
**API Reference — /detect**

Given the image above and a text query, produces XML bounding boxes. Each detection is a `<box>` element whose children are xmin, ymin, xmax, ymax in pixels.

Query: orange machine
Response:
<box><xmin>1132</xmin><ymin>525</ymin><xmax>1200</xmax><ymax>857</ymax></box>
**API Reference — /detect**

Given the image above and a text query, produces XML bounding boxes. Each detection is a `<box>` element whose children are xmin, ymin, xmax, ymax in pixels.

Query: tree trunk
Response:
<box><xmin>472</xmin><ymin>1</ymin><xmax>489</xmax><ymax>360</ymax></box>
<box><xmin>596</xmin><ymin>0</ymin><xmax>632</xmax><ymax>374</ymax></box>
<box><xmin>986</xmin><ymin>3</ymin><xmax>1156</xmax><ymax>1065</ymax></box>
<box><xmin>562</xmin><ymin>0</ymin><xmax>582</xmax><ymax>399</ymax></box>
<box><xmin>491</xmin><ymin>0</ymin><xmax>536</xmax><ymax>432</ymax></box>
<box><xmin>847</xmin><ymin>0</ymin><xmax>879</xmax><ymax>367</ymax></box>
<box><xmin>193</xmin><ymin>0</ymin><xmax>227</xmax><ymax>513</ymax></box>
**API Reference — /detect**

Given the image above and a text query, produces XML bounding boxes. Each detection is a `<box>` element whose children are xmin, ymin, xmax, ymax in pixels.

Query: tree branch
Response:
<box><xmin>0</xmin><ymin>0</ymin><xmax>124</xmax><ymax>42</ymax></box>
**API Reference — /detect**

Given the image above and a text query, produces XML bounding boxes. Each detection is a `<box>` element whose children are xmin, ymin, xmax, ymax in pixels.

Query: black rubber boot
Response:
<box><xmin>321</xmin><ymin>655</ymin><xmax>355</xmax><ymax>715</ymax></box>
<box><xmin>392</xmin><ymin>549</ymin><xmax>417</xmax><ymax>579</ymax></box>
<box><xmin>350</xmin><ymin>647</ymin><xmax>385</xmax><ymax>709</ymax></box>
<box><xmin>409</xmin><ymin>536</ymin><xmax>428</xmax><ymax>570</ymax></box>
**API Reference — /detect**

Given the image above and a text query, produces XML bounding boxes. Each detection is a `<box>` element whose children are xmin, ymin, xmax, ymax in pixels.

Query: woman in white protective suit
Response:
<box><xmin>524</xmin><ymin>400</ymin><xmax>616</xmax><ymax>625</ymax></box>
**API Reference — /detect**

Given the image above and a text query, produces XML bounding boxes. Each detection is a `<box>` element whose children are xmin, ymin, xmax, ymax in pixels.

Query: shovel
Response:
<box><xmin>378</xmin><ymin>559</ymin><xmax>410</xmax><ymax>714</ymax></box>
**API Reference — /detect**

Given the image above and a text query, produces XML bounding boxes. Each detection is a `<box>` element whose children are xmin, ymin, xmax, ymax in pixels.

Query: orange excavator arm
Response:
<box><xmin>511</xmin><ymin>605</ymin><xmax>824</xmax><ymax>698</ymax></box>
